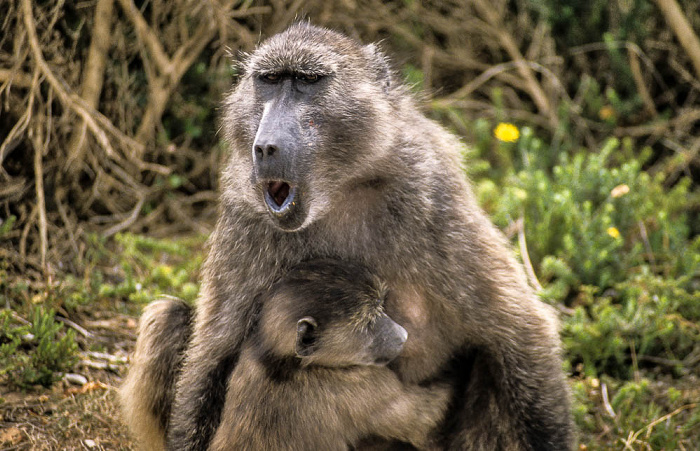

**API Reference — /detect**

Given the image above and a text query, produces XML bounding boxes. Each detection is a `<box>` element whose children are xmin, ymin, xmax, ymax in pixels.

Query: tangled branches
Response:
<box><xmin>1</xmin><ymin>0</ymin><xmax>699</xmax><ymax>283</ymax></box>
<box><xmin>0</xmin><ymin>0</ymin><xmax>300</xmax><ymax>279</ymax></box>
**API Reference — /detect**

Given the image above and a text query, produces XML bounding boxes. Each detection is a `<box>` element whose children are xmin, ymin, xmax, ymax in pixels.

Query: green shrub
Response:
<box><xmin>94</xmin><ymin>233</ymin><xmax>205</xmax><ymax>306</ymax></box>
<box><xmin>0</xmin><ymin>308</ymin><xmax>79</xmax><ymax>388</ymax></box>
<box><xmin>462</xmin><ymin>120</ymin><xmax>699</xmax><ymax>378</ymax></box>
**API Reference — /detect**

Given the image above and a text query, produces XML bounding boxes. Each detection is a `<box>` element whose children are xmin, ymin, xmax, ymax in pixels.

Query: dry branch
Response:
<box><xmin>471</xmin><ymin>0</ymin><xmax>557</xmax><ymax>127</ymax></box>
<box><xmin>0</xmin><ymin>69</ymin><xmax>33</xmax><ymax>89</ymax></box>
<box><xmin>116</xmin><ymin>0</ymin><xmax>238</xmax><ymax>146</ymax></box>
<box><xmin>653</xmin><ymin>0</ymin><xmax>700</xmax><ymax>81</ymax></box>
<box><xmin>0</xmin><ymin>69</ymin><xmax>39</xmax><ymax>168</ymax></box>
<box><xmin>628</xmin><ymin>49</ymin><xmax>658</xmax><ymax>117</ymax></box>
<box><xmin>21</xmin><ymin>0</ymin><xmax>143</xmax><ymax>160</ymax></box>
<box><xmin>115</xmin><ymin>0</ymin><xmax>172</xmax><ymax>75</ymax></box>
<box><xmin>65</xmin><ymin>0</ymin><xmax>115</xmax><ymax>174</ymax></box>
<box><xmin>31</xmin><ymin>121</ymin><xmax>47</xmax><ymax>274</ymax></box>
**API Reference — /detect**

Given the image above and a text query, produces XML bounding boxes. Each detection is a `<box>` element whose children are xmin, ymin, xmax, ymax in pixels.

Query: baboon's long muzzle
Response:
<box><xmin>252</xmin><ymin>94</ymin><xmax>308</xmax><ymax>231</ymax></box>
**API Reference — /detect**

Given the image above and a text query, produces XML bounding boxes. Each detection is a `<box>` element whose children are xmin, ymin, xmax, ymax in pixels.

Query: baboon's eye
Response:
<box><xmin>260</xmin><ymin>73</ymin><xmax>281</xmax><ymax>83</ymax></box>
<box><xmin>297</xmin><ymin>73</ymin><xmax>320</xmax><ymax>83</ymax></box>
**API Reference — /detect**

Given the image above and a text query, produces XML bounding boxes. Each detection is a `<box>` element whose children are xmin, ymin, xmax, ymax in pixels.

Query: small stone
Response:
<box><xmin>63</xmin><ymin>373</ymin><xmax>88</xmax><ymax>386</ymax></box>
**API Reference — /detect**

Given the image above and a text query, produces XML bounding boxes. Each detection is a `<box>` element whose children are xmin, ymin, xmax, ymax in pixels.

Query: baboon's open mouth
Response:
<box><xmin>268</xmin><ymin>181</ymin><xmax>290</xmax><ymax>207</ymax></box>
<box><xmin>264</xmin><ymin>181</ymin><xmax>296</xmax><ymax>214</ymax></box>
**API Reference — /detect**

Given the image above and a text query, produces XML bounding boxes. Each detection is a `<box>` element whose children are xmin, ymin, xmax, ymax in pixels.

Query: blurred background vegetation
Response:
<box><xmin>1</xmin><ymin>0</ymin><xmax>699</xmax><ymax>449</ymax></box>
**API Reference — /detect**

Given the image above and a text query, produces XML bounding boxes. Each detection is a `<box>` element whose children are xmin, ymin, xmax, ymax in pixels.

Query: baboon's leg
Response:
<box><xmin>120</xmin><ymin>297</ymin><xmax>192</xmax><ymax>451</ymax></box>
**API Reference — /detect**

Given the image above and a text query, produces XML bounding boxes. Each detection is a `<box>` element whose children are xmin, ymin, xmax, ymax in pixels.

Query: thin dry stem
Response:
<box><xmin>31</xmin><ymin>123</ymin><xmax>47</xmax><ymax>274</ymax></box>
<box><xmin>515</xmin><ymin>216</ymin><xmax>543</xmax><ymax>292</ymax></box>
<box><xmin>621</xmin><ymin>403</ymin><xmax>698</xmax><ymax>448</ymax></box>
<box><xmin>65</xmin><ymin>0</ymin><xmax>115</xmax><ymax>173</ymax></box>
<box><xmin>653</xmin><ymin>0</ymin><xmax>700</xmax><ymax>81</ymax></box>
<box><xmin>471</xmin><ymin>0</ymin><xmax>557</xmax><ymax>127</ymax></box>
<box><xmin>628</xmin><ymin>49</ymin><xmax>657</xmax><ymax>117</ymax></box>
<box><xmin>21</xmin><ymin>0</ymin><xmax>143</xmax><ymax>161</ymax></box>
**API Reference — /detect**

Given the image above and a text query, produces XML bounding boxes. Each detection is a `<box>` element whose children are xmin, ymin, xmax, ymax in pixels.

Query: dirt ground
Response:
<box><xmin>1</xmin><ymin>311</ymin><xmax>137</xmax><ymax>450</ymax></box>
<box><xmin>2</xmin><ymin>301</ymin><xmax>697</xmax><ymax>450</ymax></box>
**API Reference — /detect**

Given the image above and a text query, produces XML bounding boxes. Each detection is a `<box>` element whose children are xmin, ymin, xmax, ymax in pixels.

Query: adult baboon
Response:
<box><xmin>166</xmin><ymin>22</ymin><xmax>572</xmax><ymax>450</ymax></box>
<box><xmin>210</xmin><ymin>259</ymin><xmax>450</xmax><ymax>451</ymax></box>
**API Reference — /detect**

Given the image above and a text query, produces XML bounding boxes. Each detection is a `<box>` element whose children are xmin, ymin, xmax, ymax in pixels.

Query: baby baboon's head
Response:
<box><xmin>260</xmin><ymin>259</ymin><xmax>407</xmax><ymax>367</ymax></box>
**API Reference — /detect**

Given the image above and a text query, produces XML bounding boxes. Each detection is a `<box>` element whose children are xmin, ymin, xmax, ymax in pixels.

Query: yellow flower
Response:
<box><xmin>494</xmin><ymin>123</ymin><xmax>520</xmax><ymax>142</ymax></box>
<box><xmin>611</xmin><ymin>184</ymin><xmax>630</xmax><ymax>198</ymax></box>
<box><xmin>599</xmin><ymin>106</ymin><xmax>615</xmax><ymax>121</ymax></box>
<box><xmin>607</xmin><ymin>227</ymin><xmax>621</xmax><ymax>239</ymax></box>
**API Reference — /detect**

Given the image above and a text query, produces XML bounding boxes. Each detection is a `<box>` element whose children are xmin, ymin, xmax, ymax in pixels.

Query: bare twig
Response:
<box><xmin>10</xmin><ymin>311</ymin><xmax>31</xmax><ymax>326</ymax></box>
<box><xmin>601</xmin><ymin>382</ymin><xmax>616</xmax><ymax>418</ymax></box>
<box><xmin>56</xmin><ymin>317</ymin><xmax>94</xmax><ymax>338</ymax></box>
<box><xmin>115</xmin><ymin>0</ymin><xmax>172</xmax><ymax>75</ymax></box>
<box><xmin>0</xmin><ymin>69</ymin><xmax>33</xmax><ymax>89</ymax></box>
<box><xmin>21</xmin><ymin>0</ymin><xmax>144</xmax><ymax>160</ymax></box>
<box><xmin>0</xmin><ymin>69</ymin><xmax>40</xmax><ymax>167</ymax></box>
<box><xmin>80</xmin><ymin>359</ymin><xmax>121</xmax><ymax>372</ymax></box>
<box><xmin>83</xmin><ymin>351</ymin><xmax>127</xmax><ymax>364</ymax></box>
<box><xmin>436</xmin><ymin>60</ymin><xmax>568</xmax><ymax>109</ymax></box>
<box><xmin>615</xmin><ymin>109</ymin><xmax>700</xmax><ymax>138</ymax></box>
<box><xmin>637</xmin><ymin>354</ymin><xmax>684</xmax><ymax>367</ymax></box>
<box><xmin>65</xmin><ymin>0</ymin><xmax>115</xmax><ymax>173</ymax></box>
<box><xmin>19</xmin><ymin>205</ymin><xmax>38</xmax><ymax>262</ymax></box>
<box><xmin>652</xmin><ymin>0</ymin><xmax>700</xmax><ymax>81</ymax></box>
<box><xmin>514</xmin><ymin>217</ymin><xmax>543</xmax><ymax>292</ymax></box>
<box><xmin>471</xmin><ymin>0</ymin><xmax>556</xmax><ymax>127</ymax></box>
<box><xmin>628</xmin><ymin>48</ymin><xmax>657</xmax><ymax>117</ymax></box>
<box><xmin>102</xmin><ymin>196</ymin><xmax>145</xmax><ymax>238</ymax></box>
<box><xmin>117</xmin><ymin>0</ymin><xmax>238</xmax><ymax>145</ymax></box>
<box><xmin>621</xmin><ymin>403</ymin><xmax>697</xmax><ymax>448</ymax></box>
<box><xmin>637</xmin><ymin>221</ymin><xmax>657</xmax><ymax>269</ymax></box>
<box><xmin>31</xmin><ymin>122</ymin><xmax>48</xmax><ymax>274</ymax></box>
<box><xmin>54</xmin><ymin>188</ymin><xmax>81</xmax><ymax>258</ymax></box>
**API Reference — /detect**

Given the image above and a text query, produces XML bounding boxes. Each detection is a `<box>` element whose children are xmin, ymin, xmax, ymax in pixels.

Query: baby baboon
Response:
<box><xmin>209</xmin><ymin>259</ymin><xmax>450</xmax><ymax>451</ymax></box>
<box><xmin>167</xmin><ymin>22</ymin><xmax>573</xmax><ymax>450</ymax></box>
<box><xmin>121</xmin><ymin>261</ymin><xmax>449</xmax><ymax>451</ymax></box>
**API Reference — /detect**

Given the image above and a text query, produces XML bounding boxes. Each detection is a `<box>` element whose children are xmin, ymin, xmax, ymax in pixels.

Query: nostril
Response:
<box><xmin>254</xmin><ymin>145</ymin><xmax>264</xmax><ymax>160</ymax></box>
<box><xmin>254</xmin><ymin>144</ymin><xmax>278</xmax><ymax>160</ymax></box>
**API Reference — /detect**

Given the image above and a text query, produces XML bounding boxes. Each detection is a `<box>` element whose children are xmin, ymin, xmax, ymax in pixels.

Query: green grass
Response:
<box><xmin>1</xmin><ymin>123</ymin><xmax>698</xmax><ymax>447</ymax></box>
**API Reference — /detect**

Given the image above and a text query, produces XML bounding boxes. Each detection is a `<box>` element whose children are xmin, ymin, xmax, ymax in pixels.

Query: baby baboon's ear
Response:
<box><xmin>295</xmin><ymin>317</ymin><xmax>318</xmax><ymax>357</ymax></box>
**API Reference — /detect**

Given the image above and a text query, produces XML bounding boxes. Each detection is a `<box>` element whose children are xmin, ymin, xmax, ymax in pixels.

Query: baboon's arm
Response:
<box><xmin>442</xmin><ymin>302</ymin><xmax>573</xmax><ymax>451</ymax></box>
<box><xmin>166</xmin><ymin>317</ymin><xmax>244</xmax><ymax>451</ymax></box>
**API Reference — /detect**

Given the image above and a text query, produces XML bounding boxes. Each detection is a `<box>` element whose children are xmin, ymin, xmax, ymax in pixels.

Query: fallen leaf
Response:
<box><xmin>65</xmin><ymin>380</ymin><xmax>109</xmax><ymax>396</ymax></box>
<box><xmin>0</xmin><ymin>427</ymin><xmax>23</xmax><ymax>445</ymax></box>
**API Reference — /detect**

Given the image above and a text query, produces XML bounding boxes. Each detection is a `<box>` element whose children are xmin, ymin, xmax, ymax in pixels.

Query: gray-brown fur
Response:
<box><xmin>168</xmin><ymin>22</ymin><xmax>573</xmax><ymax>450</ymax></box>
<box><xmin>209</xmin><ymin>259</ymin><xmax>450</xmax><ymax>451</ymax></box>
<box><xmin>119</xmin><ymin>261</ymin><xmax>448</xmax><ymax>450</ymax></box>
<box><xmin>120</xmin><ymin>296</ymin><xmax>191</xmax><ymax>450</ymax></box>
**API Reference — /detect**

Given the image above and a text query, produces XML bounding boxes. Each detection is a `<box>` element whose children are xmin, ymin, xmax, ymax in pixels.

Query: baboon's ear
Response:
<box><xmin>363</xmin><ymin>43</ymin><xmax>392</xmax><ymax>93</ymax></box>
<box><xmin>295</xmin><ymin>317</ymin><xmax>318</xmax><ymax>357</ymax></box>
<box><xmin>229</xmin><ymin>49</ymin><xmax>249</xmax><ymax>78</ymax></box>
